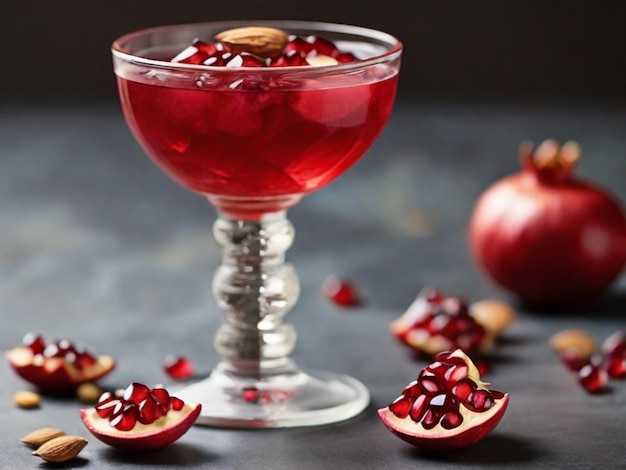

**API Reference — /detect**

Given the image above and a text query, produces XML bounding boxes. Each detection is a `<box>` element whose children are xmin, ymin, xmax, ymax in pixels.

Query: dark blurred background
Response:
<box><xmin>1</xmin><ymin>0</ymin><xmax>625</xmax><ymax>104</ymax></box>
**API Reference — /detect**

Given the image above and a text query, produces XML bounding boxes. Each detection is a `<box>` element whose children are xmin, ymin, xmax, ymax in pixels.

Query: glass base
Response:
<box><xmin>174</xmin><ymin>359</ymin><xmax>369</xmax><ymax>428</ymax></box>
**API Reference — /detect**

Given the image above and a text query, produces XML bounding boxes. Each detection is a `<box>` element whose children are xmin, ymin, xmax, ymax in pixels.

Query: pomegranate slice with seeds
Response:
<box><xmin>80</xmin><ymin>382</ymin><xmax>201</xmax><ymax>450</ymax></box>
<box><xmin>378</xmin><ymin>349</ymin><xmax>509</xmax><ymax>450</ymax></box>
<box><xmin>391</xmin><ymin>288</ymin><xmax>488</xmax><ymax>356</ymax></box>
<box><xmin>6</xmin><ymin>333</ymin><xmax>115</xmax><ymax>394</ymax></box>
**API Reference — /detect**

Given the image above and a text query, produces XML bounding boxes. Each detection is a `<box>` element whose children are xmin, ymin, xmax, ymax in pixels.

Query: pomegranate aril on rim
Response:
<box><xmin>169</xmin><ymin>28</ymin><xmax>358</xmax><ymax>68</ymax></box>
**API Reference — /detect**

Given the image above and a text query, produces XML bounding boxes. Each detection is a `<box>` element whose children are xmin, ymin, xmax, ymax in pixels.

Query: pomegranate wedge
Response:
<box><xmin>378</xmin><ymin>349</ymin><xmax>509</xmax><ymax>450</ymax></box>
<box><xmin>6</xmin><ymin>333</ymin><xmax>114</xmax><ymax>394</ymax></box>
<box><xmin>81</xmin><ymin>383</ymin><xmax>201</xmax><ymax>450</ymax></box>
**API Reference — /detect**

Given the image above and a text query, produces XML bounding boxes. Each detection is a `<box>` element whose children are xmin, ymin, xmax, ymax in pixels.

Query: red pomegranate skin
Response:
<box><xmin>470</xmin><ymin>169</ymin><xmax>626</xmax><ymax>307</ymax></box>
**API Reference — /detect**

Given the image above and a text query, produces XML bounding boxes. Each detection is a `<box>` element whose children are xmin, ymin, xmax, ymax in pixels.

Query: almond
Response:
<box><xmin>549</xmin><ymin>329</ymin><xmax>596</xmax><ymax>359</ymax></box>
<box><xmin>215</xmin><ymin>26</ymin><xmax>288</xmax><ymax>58</ymax></box>
<box><xmin>33</xmin><ymin>435</ymin><xmax>87</xmax><ymax>463</ymax></box>
<box><xmin>21</xmin><ymin>428</ymin><xmax>65</xmax><ymax>447</ymax></box>
<box><xmin>76</xmin><ymin>382</ymin><xmax>102</xmax><ymax>404</ymax></box>
<box><xmin>470</xmin><ymin>299</ymin><xmax>516</xmax><ymax>335</ymax></box>
<box><xmin>12</xmin><ymin>390</ymin><xmax>41</xmax><ymax>409</ymax></box>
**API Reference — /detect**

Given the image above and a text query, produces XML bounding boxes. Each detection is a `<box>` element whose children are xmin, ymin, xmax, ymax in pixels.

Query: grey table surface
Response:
<box><xmin>1</xmin><ymin>101</ymin><xmax>625</xmax><ymax>469</ymax></box>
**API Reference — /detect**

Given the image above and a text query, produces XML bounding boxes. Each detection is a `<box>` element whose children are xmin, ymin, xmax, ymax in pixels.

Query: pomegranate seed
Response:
<box><xmin>560</xmin><ymin>349</ymin><xmax>588</xmax><ymax>372</ymax></box>
<box><xmin>170</xmin><ymin>397</ymin><xmax>185</xmax><ymax>411</ymax></box>
<box><xmin>284</xmin><ymin>36</ymin><xmax>314</xmax><ymax>56</ymax></box>
<box><xmin>242</xmin><ymin>387</ymin><xmax>259</xmax><ymax>403</ymax></box>
<box><xmin>602</xmin><ymin>331</ymin><xmax>626</xmax><ymax>358</ymax></box>
<box><xmin>578</xmin><ymin>364</ymin><xmax>608</xmax><ymax>394</ymax></box>
<box><xmin>420</xmin><ymin>377</ymin><xmax>443</xmax><ymax>395</ymax></box>
<box><xmin>308</xmin><ymin>36</ymin><xmax>338</xmax><ymax>57</ymax></box>
<box><xmin>452</xmin><ymin>379</ymin><xmax>474</xmax><ymax>402</ymax></box>
<box><xmin>110</xmin><ymin>405</ymin><xmax>139</xmax><ymax>431</ymax></box>
<box><xmin>226</xmin><ymin>53</ymin><xmax>265</xmax><ymax>67</ymax></box>
<box><xmin>270</xmin><ymin>50</ymin><xmax>309</xmax><ymax>67</ymax></box>
<box><xmin>474</xmin><ymin>359</ymin><xmax>490</xmax><ymax>376</ymax></box>
<box><xmin>75</xmin><ymin>352</ymin><xmax>97</xmax><ymax>370</ymax></box>
<box><xmin>194</xmin><ymin>40</ymin><xmax>221</xmax><ymax>57</ymax></box>
<box><xmin>22</xmin><ymin>333</ymin><xmax>46</xmax><ymax>354</ymax></box>
<box><xmin>163</xmin><ymin>355</ymin><xmax>194</xmax><ymax>380</ymax></box>
<box><xmin>605</xmin><ymin>355</ymin><xmax>626</xmax><ymax>379</ymax></box>
<box><xmin>441</xmin><ymin>411</ymin><xmax>463</xmax><ymax>429</ymax></box>
<box><xmin>336</xmin><ymin>52</ymin><xmax>357</xmax><ymax>63</ymax></box>
<box><xmin>138</xmin><ymin>396</ymin><xmax>165</xmax><ymax>424</ymax></box>
<box><xmin>151</xmin><ymin>388</ymin><xmax>171</xmax><ymax>407</ymax></box>
<box><xmin>96</xmin><ymin>398</ymin><xmax>119</xmax><ymax>419</ymax></box>
<box><xmin>322</xmin><ymin>275</ymin><xmax>360</xmax><ymax>307</ymax></box>
<box><xmin>409</xmin><ymin>395</ymin><xmax>429</xmax><ymax>422</ymax></box>
<box><xmin>389</xmin><ymin>396</ymin><xmax>411</xmax><ymax>418</ymax></box>
<box><xmin>97</xmin><ymin>391</ymin><xmax>114</xmax><ymax>404</ymax></box>
<box><xmin>402</xmin><ymin>381</ymin><xmax>421</xmax><ymax>400</ymax></box>
<box><xmin>421</xmin><ymin>409</ymin><xmax>439</xmax><ymax>430</ymax></box>
<box><xmin>444</xmin><ymin>364</ymin><xmax>469</xmax><ymax>385</ymax></box>
<box><xmin>470</xmin><ymin>389</ymin><xmax>492</xmax><ymax>410</ymax></box>
<box><xmin>172</xmin><ymin>40</ymin><xmax>223</xmax><ymax>64</ymax></box>
<box><xmin>124</xmin><ymin>383</ymin><xmax>151</xmax><ymax>404</ymax></box>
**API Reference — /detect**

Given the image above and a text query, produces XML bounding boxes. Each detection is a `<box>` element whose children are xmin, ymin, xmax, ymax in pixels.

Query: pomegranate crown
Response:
<box><xmin>519</xmin><ymin>139</ymin><xmax>581</xmax><ymax>185</ymax></box>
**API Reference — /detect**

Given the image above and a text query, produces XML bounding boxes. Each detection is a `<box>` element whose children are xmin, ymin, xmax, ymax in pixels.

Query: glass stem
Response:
<box><xmin>212</xmin><ymin>211</ymin><xmax>299</xmax><ymax>377</ymax></box>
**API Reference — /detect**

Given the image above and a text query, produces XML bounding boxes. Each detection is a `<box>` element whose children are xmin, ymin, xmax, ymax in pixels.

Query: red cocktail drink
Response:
<box><xmin>112</xmin><ymin>21</ymin><xmax>402</xmax><ymax>427</ymax></box>
<box><xmin>114</xmin><ymin>25</ymin><xmax>400</xmax><ymax>218</ymax></box>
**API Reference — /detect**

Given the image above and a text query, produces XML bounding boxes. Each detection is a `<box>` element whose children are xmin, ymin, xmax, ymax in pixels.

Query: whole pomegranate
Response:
<box><xmin>469</xmin><ymin>140</ymin><xmax>626</xmax><ymax>307</ymax></box>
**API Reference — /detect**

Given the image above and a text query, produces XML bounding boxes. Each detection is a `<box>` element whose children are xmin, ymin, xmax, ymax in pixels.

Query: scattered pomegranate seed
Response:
<box><xmin>602</xmin><ymin>331</ymin><xmax>626</xmax><ymax>358</ymax></box>
<box><xmin>578</xmin><ymin>364</ymin><xmax>608</xmax><ymax>394</ymax></box>
<box><xmin>560</xmin><ymin>349</ymin><xmax>589</xmax><ymax>372</ymax></box>
<box><xmin>322</xmin><ymin>275</ymin><xmax>361</xmax><ymax>307</ymax></box>
<box><xmin>606</xmin><ymin>355</ymin><xmax>626</xmax><ymax>379</ymax></box>
<box><xmin>163</xmin><ymin>356</ymin><xmax>194</xmax><ymax>380</ymax></box>
<box><xmin>474</xmin><ymin>359</ymin><xmax>490</xmax><ymax>376</ymax></box>
<box><xmin>242</xmin><ymin>387</ymin><xmax>260</xmax><ymax>403</ymax></box>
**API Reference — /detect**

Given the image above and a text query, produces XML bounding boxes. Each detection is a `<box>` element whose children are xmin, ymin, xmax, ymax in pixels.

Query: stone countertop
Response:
<box><xmin>1</xmin><ymin>102</ymin><xmax>625</xmax><ymax>468</ymax></box>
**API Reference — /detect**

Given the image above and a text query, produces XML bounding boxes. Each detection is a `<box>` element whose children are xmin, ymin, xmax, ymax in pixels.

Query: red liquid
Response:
<box><xmin>117</xmin><ymin>63</ymin><xmax>398</xmax><ymax>217</ymax></box>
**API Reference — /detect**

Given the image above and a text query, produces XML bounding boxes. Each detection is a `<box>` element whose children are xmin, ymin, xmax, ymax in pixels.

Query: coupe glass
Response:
<box><xmin>112</xmin><ymin>20</ymin><xmax>402</xmax><ymax>427</ymax></box>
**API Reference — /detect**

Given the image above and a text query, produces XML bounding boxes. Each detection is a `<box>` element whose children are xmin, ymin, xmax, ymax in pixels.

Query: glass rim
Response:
<box><xmin>111</xmin><ymin>19</ymin><xmax>403</xmax><ymax>75</ymax></box>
